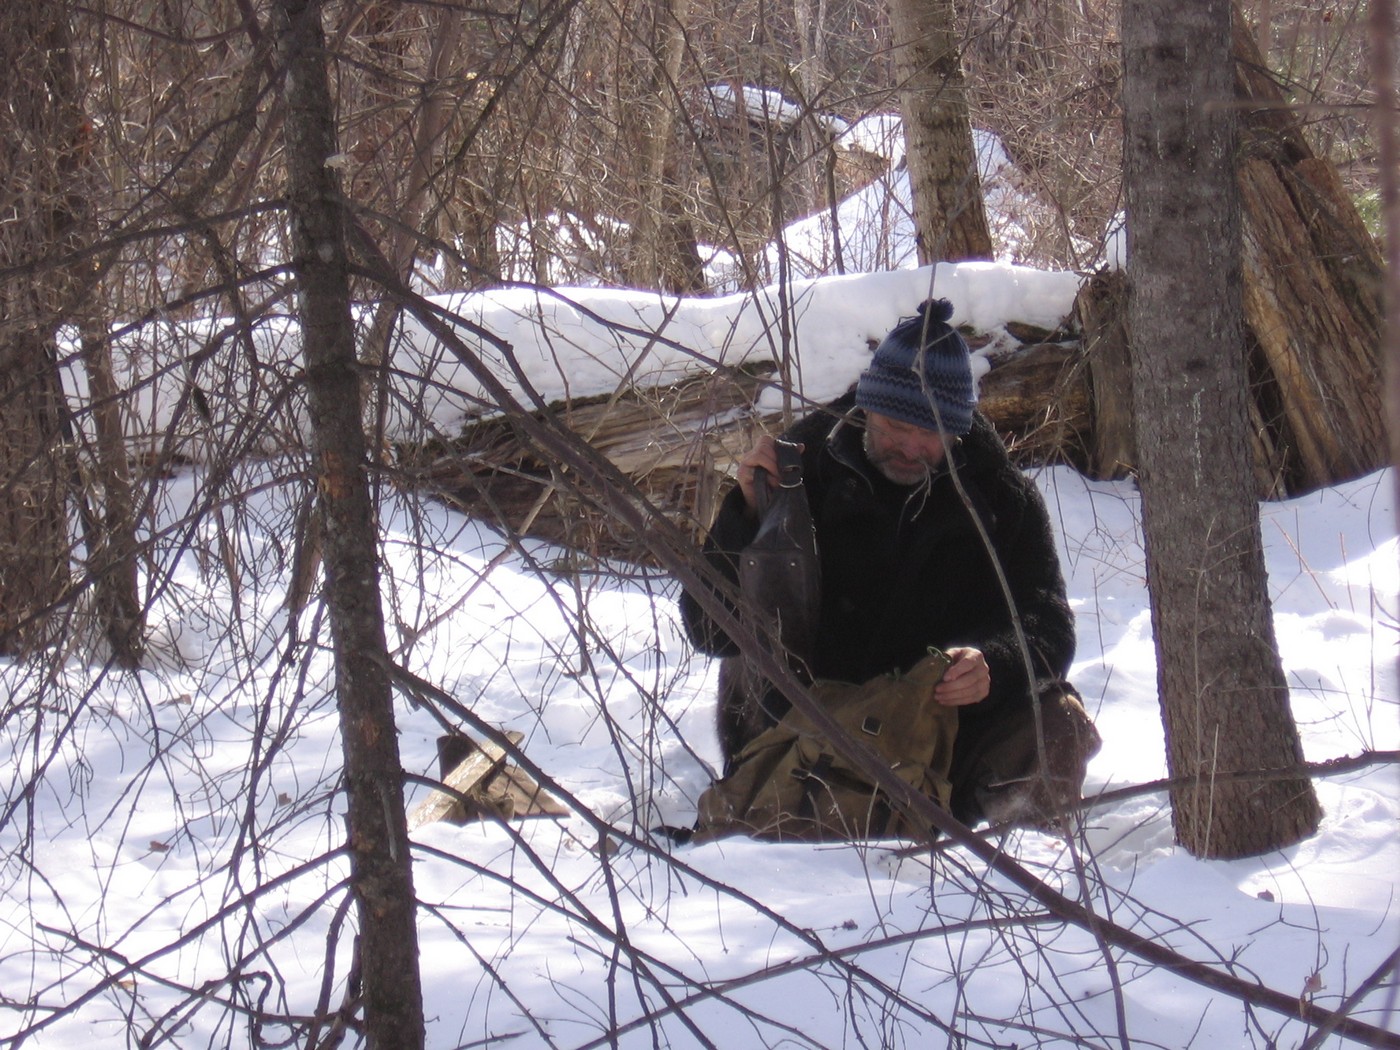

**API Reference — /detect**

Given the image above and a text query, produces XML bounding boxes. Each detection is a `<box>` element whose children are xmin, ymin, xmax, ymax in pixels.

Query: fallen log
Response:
<box><xmin>398</xmin><ymin>364</ymin><xmax>778</xmax><ymax>561</ymax></box>
<box><xmin>976</xmin><ymin>340</ymin><xmax>1091</xmax><ymax>472</ymax></box>
<box><xmin>398</xmin><ymin>340</ymin><xmax>1091</xmax><ymax>562</ymax></box>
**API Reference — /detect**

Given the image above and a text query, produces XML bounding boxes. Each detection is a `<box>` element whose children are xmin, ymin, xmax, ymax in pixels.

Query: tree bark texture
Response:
<box><xmin>887</xmin><ymin>0</ymin><xmax>993</xmax><ymax>263</ymax></box>
<box><xmin>0</xmin><ymin>0</ymin><xmax>86</xmax><ymax>655</ymax></box>
<box><xmin>1122</xmin><ymin>0</ymin><xmax>1320</xmax><ymax>858</ymax></box>
<box><xmin>1231</xmin><ymin>12</ymin><xmax>1387</xmax><ymax>493</ymax></box>
<box><xmin>1372</xmin><ymin>0</ymin><xmax>1400</xmax><ymax>507</ymax></box>
<box><xmin>276</xmin><ymin>1</ymin><xmax>425</xmax><ymax>1044</ymax></box>
<box><xmin>0</xmin><ymin>1</ymin><xmax>144</xmax><ymax>663</ymax></box>
<box><xmin>625</xmin><ymin>0</ymin><xmax>706</xmax><ymax>294</ymax></box>
<box><xmin>76</xmin><ymin>324</ymin><xmax>144</xmax><ymax>667</ymax></box>
<box><xmin>0</xmin><ymin>335</ymin><xmax>69</xmax><ymax>656</ymax></box>
<box><xmin>1074</xmin><ymin>270</ymin><xmax>1137</xmax><ymax>480</ymax></box>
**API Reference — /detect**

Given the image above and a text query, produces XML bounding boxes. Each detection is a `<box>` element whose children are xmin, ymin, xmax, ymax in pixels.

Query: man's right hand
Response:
<box><xmin>736</xmin><ymin>435</ymin><xmax>783</xmax><ymax>512</ymax></box>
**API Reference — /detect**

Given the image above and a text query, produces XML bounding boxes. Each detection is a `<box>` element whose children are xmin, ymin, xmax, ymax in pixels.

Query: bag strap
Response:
<box><xmin>774</xmin><ymin>439</ymin><xmax>804</xmax><ymax>488</ymax></box>
<box><xmin>751</xmin><ymin>438</ymin><xmax>804</xmax><ymax>519</ymax></box>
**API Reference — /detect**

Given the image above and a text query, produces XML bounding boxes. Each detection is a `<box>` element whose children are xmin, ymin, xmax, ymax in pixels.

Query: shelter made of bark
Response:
<box><xmin>1074</xmin><ymin>19</ymin><xmax>1387</xmax><ymax>501</ymax></box>
<box><xmin>399</xmin><ymin>327</ymin><xmax>1098</xmax><ymax>563</ymax></box>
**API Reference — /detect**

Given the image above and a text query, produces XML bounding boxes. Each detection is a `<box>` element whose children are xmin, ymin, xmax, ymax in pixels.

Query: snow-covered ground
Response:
<box><xmin>3</xmin><ymin>259</ymin><xmax>1395</xmax><ymax>1046</ymax></box>
<box><xmin>3</xmin><ymin>105</ymin><xmax>1395</xmax><ymax>1047</ymax></box>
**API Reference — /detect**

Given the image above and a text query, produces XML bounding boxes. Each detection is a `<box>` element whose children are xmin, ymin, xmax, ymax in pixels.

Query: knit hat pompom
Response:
<box><xmin>923</xmin><ymin>297</ymin><xmax>955</xmax><ymax>326</ymax></box>
<box><xmin>855</xmin><ymin>298</ymin><xmax>975</xmax><ymax>436</ymax></box>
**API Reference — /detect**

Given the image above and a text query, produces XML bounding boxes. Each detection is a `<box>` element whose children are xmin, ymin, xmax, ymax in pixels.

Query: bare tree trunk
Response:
<box><xmin>0</xmin><ymin>1</ymin><xmax>145</xmax><ymax>666</ymax></box>
<box><xmin>627</xmin><ymin>0</ymin><xmax>705</xmax><ymax>293</ymax></box>
<box><xmin>362</xmin><ymin>5</ymin><xmax>469</xmax><ymax>364</ymax></box>
<box><xmin>1369</xmin><ymin>0</ymin><xmax>1400</xmax><ymax>816</ymax></box>
<box><xmin>1122</xmin><ymin>0</ymin><xmax>1320</xmax><ymax>858</ymax></box>
<box><xmin>791</xmin><ymin>0</ymin><xmax>833</xmax><ymax>217</ymax></box>
<box><xmin>0</xmin><ymin>0</ymin><xmax>83</xmax><ymax>655</ymax></box>
<box><xmin>357</xmin><ymin>3</ymin><xmax>471</xmax><ymax>476</ymax></box>
<box><xmin>275</xmin><ymin>1</ymin><xmax>425</xmax><ymax>1044</ymax></box>
<box><xmin>0</xmin><ymin>341</ymin><xmax>69</xmax><ymax>656</ymax></box>
<box><xmin>887</xmin><ymin>0</ymin><xmax>992</xmax><ymax>262</ymax></box>
<box><xmin>76</xmin><ymin>324</ymin><xmax>144</xmax><ymax>667</ymax></box>
<box><xmin>59</xmin><ymin>11</ymin><xmax>144</xmax><ymax>667</ymax></box>
<box><xmin>1374</xmin><ymin>0</ymin><xmax>1400</xmax><ymax>509</ymax></box>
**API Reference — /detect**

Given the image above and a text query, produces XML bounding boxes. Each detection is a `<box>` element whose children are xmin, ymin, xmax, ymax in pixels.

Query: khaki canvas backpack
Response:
<box><xmin>693</xmin><ymin>648</ymin><xmax>958</xmax><ymax>843</ymax></box>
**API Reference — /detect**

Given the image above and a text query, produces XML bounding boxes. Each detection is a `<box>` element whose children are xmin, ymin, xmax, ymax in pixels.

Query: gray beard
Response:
<box><xmin>862</xmin><ymin>427</ymin><xmax>932</xmax><ymax>488</ymax></box>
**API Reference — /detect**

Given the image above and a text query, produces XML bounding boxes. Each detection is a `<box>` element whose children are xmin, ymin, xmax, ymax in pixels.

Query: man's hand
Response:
<box><xmin>736</xmin><ymin>435</ymin><xmax>783</xmax><ymax>512</ymax></box>
<box><xmin>934</xmin><ymin>647</ymin><xmax>991</xmax><ymax>706</ymax></box>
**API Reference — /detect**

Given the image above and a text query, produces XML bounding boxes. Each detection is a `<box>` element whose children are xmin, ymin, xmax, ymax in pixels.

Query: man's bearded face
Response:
<box><xmin>862</xmin><ymin>411</ymin><xmax>948</xmax><ymax>486</ymax></box>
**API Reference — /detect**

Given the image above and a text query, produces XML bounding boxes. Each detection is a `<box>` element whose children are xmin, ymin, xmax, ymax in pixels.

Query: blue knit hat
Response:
<box><xmin>856</xmin><ymin>299</ymin><xmax>975</xmax><ymax>436</ymax></box>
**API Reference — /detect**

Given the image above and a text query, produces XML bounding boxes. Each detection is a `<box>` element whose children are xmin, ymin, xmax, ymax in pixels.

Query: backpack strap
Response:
<box><xmin>794</xmin><ymin>752</ymin><xmax>833</xmax><ymax>825</ymax></box>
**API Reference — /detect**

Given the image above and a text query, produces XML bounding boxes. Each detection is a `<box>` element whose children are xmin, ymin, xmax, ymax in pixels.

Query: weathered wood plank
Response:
<box><xmin>488</xmin><ymin>763</ymin><xmax>570</xmax><ymax>819</ymax></box>
<box><xmin>407</xmin><ymin>730</ymin><xmax>520</xmax><ymax>832</ymax></box>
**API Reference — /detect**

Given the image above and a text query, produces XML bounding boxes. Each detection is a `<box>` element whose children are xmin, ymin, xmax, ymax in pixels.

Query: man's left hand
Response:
<box><xmin>934</xmin><ymin>647</ymin><xmax>990</xmax><ymax>706</ymax></box>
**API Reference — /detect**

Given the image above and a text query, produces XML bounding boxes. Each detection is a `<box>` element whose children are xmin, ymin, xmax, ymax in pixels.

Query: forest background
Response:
<box><xmin>0</xmin><ymin>0</ymin><xmax>1396</xmax><ymax>1047</ymax></box>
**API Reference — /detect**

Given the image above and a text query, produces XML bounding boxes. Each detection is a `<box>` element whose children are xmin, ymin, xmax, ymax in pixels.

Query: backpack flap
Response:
<box><xmin>694</xmin><ymin>648</ymin><xmax>957</xmax><ymax>842</ymax></box>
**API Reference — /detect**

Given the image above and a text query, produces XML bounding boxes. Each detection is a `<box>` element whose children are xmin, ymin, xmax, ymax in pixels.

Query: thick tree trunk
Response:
<box><xmin>0</xmin><ymin>335</ymin><xmax>69</xmax><ymax>655</ymax></box>
<box><xmin>0</xmin><ymin>1</ymin><xmax>84</xmax><ymax>654</ymax></box>
<box><xmin>888</xmin><ymin>0</ymin><xmax>993</xmax><ymax>262</ymax></box>
<box><xmin>1074</xmin><ymin>15</ymin><xmax>1386</xmax><ymax>499</ymax></box>
<box><xmin>1122</xmin><ymin>0</ymin><xmax>1319</xmax><ymax>858</ymax></box>
<box><xmin>1372</xmin><ymin>0</ymin><xmax>1400</xmax><ymax>505</ymax></box>
<box><xmin>276</xmin><ymin>1</ymin><xmax>425</xmax><ymax>1044</ymax></box>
